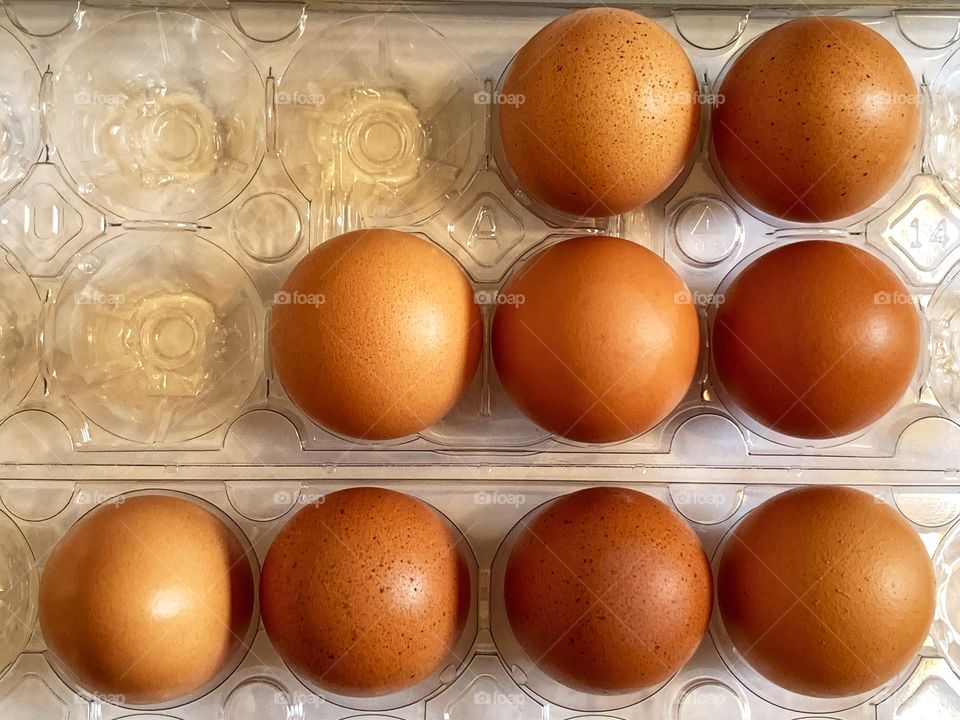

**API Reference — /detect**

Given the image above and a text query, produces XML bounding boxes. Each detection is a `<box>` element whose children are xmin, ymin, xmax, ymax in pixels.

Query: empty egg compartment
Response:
<box><xmin>47</xmin><ymin>9</ymin><xmax>267</xmax><ymax>221</ymax></box>
<box><xmin>42</xmin><ymin>231</ymin><xmax>267</xmax><ymax>446</ymax></box>
<box><xmin>0</xmin><ymin>477</ymin><xmax>954</xmax><ymax>719</ymax></box>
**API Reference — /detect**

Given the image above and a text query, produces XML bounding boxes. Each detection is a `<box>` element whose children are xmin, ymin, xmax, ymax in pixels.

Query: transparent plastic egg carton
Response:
<box><xmin>0</xmin><ymin>0</ymin><xmax>959</xmax><ymax>719</ymax></box>
<box><xmin>0</xmin><ymin>0</ymin><xmax>957</xmax><ymax>471</ymax></box>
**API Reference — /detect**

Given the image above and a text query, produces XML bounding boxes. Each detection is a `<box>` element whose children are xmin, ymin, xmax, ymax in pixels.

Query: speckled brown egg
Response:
<box><xmin>270</xmin><ymin>229</ymin><xmax>482</xmax><ymax>440</ymax></box>
<box><xmin>499</xmin><ymin>8</ymin><xmax>700</xmax><ymax>217</ymax></box>
<box><xmin>718</xmin><ymin>486</ymin><xmax>935</xmax><ymax>698</ymax></box>
<box><xmin>260</xmin><ymin>487</ymin><xmax>471</xmax><ymax>698</ymax></box>
<box><xmin>712</xmin><ymin>240</ymin><xmax>920</xmax><ymax>439</ymax></box>
<box><xmin>504</xmin><ymin>487</ymin><xmax>712</xmax><ymax>693</ymax></box>
<box><xmin>492</xmin><ymin>235</ymin><xmax>700</xmax><ymax>444</ymax></box>
<box><xmin>39</xmin><ymin>495</ymin><xmax>255</xmax><ymax>707</ymax></box>
<box><xmin>712</xmin><ymin>17</ymin><xmax>919</xmax><ymax>222</ymax></box>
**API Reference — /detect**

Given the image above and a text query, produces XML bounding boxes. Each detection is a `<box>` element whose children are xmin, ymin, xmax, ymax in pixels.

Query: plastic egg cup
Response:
<box><xmin>705</xmin><ymin>237</ymin><xmax>928</xmax><ymax>451</ymax></box>
<box><xmin>489</xmin><ymin>49</ymin><xmax>700</xmax><ymax>229</ymax></box>
<box><xmin>707</xmin><ymin>21</ymin><xmax>924</xmax><ymax>230</ymax></box>
<box><xmin>51</xmin><ymin>10</ymin><xmax>265</xmax><ymax>220</ymax></box>
<box><xmin>276</xmin><ymin>14</ymin><xmax>484</xmax><ymax>228</ymax></box>
<box><xmin>267</xmin><ymin>499</ymin><xmax>479</xmax><ymax>713</ymax></box>
<box><xmin>0</xmin><ymin>250</ymin><xmax>41</xmax><ymax>417</ymax></box>
<box><xmin>42</xmin><ymin>489</ymin><xmax>260</xmax><ymax>712</ymax></box>
<box><xmin>0</xmin><ymin>508</ymin><xmax>37</xmax><ymax>680</ymax></box>
<box><xmin>489</xmin><ymin>495</ymin><xmax>673</xmax><ymax>713</ymax></box>
<box><xmin>925</xmin><ymin>41</ymin><xmax>960</xmax><ymax>209</ymax></box>
<box><xmin>48</xmin><ymin>232</ymin><xmax>264</xmax><ymax>445</ymax></box>
<box><xmin>709</xmin><ymin>503</ymin><xmax>919</xmax><ymax>714</ymax></box>
<box><xmin>0</xmin><ymin>26</ymin><xmax>41</xmax><ymax>201</ymax></box>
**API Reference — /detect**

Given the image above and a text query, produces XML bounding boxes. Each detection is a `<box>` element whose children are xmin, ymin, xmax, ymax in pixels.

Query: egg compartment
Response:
<box><xmin>0</xmin><ymin>4</ymin><xmax>957</xmax><ymax>466</ymax></box>
<box><xmin>0</xmin><ymin>476</ymin><xmax>956</xmax><ymax>720</ymax></box>
<box><xmin>39</xmin><ymin>488</ymin><xmax>263</xmax><ymax>713</ymax></box>
<box><xmin>488</xmin><ymin>45</ymin><xmax>701</xmax><ymax>231</ymax></box>
<box><xmin>252</xmin><ymin>489</ymin><xmax>481</xmax><ymax>716</ymax></box>
<box><xmin>703</xmin><ymin>14</ymin><xmax>928</xmax><ymax>231</ymax></box>
<box><xmin>275</xmin><ymin>13</ymin><xmax>486</xmax><ymax>228</ymax></box>
<box><xmin>707</xmin><ymin>501</ymin><xmax>924</xmax><ymax>717</ymax></box>
<box><xmin>42</xmin><ymin>231</ymin><xmax>267</xmax><ymax>446</ymax></box>
<box><xmin>0</xmin><ymin>249</ymin><xmax>41</xmax><ymax>419</ymax></box>
<box><xmin>0</xmin><ymin>23</ymin><xmax>41</xmax><ymax>203</ymax></box>
<box><xmin>701</xmin><ymin>235</ymin><xmax>933</xmax><ymax>452</ymax></box>
<box><xmin>48</xmin><ymin>8</ymin><xmax>267</xmax><ymax>221</ymax></box>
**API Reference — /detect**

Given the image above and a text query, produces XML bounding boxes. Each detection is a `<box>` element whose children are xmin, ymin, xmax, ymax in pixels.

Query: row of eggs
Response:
<box><xmin>6</xmin><ymin>7</ymin><xmax>921</xmax><ymax>227</ymax></box>
<box><xmin>271</xmin><ymin>229</ymin><xmax>920</xmax><ymax>444</ymax></box>
<box><xmin>37</xmin><ymin>484</ymin><xmax>933</xmax><ymax>709</ymax></box>
<box><xmin>499</xmin><ymin>10</ymin><xmax>920</xmax><ymax>224</ymax></box>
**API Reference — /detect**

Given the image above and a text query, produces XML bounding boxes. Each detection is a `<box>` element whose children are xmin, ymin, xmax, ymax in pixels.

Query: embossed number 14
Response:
<box><xmin>911</xmin><ymin>215</ymin><xmax>949</xmax><ymax>248</ymax></box>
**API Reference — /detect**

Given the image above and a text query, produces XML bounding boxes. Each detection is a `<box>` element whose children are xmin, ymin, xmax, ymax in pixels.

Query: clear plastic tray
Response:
<box><xmin>1</xmin><ymin>1</ymin><xmax>960</xmax><ymax>719</ymax></box>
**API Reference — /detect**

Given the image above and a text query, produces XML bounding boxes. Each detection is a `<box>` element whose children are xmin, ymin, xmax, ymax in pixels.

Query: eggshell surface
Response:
<box><xmin>38</xmin><ymin>495</ymin><xmax>256</xmax><ymax>707</ymax></box>
<box><xmin>712</xmin><ymin>17</ymin><xmax>919</xmax><ymax>222</ymax></box>
<box><xmin>492</xmin><ymin>235</ymin><xmax>700</xmax><ymax>443</ymax></box>
<box><xmin>711</xmin><ymin>240</ymin><xmax>920</xmax><ymax>439</ymax></box>
<box><xmin>717</xmin><ymin>486</ymin><xmax>935</xmax><ymax>698</ymax></box>
<box><xmin>270</xmin><ymin>229</ymin><xmax>483</xmax><ymax>440</ymax></box>
<box><xmin>499</xmin><ymin>7</ymin><xmax>700</xmax><ymax>217</ymax></box>
<box><xmin>260</xmin><ymin>487</ymin><xmax>471</xmax><ymax>698</ymax></box>
<box><xmin>504</xmin><ymin>487</ymin><xmax>712</xmax><ymax>694</ymax></box>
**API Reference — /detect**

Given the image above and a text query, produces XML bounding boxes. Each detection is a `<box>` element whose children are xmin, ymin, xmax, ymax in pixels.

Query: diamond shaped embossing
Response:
<box><xmin>896</xmin><ymin>676</ymin><xmax>960</xmax><ymax>718</ymax></box>
<box><xmin>0</xmin><ymin>674</ymin><xmax>68</xmax><ymax>720</ymax></box>
<box><xmin>868</xmin><ymin>174</ymin><xmax>960</xmax><ymax>285</ymax></box>
<box><xmin>0</xmin><ymin>162</ymin><xmax>106</xmax><ymax>275</ymax></box>
<box><xmin>449</xmin><ymin>191</ymin><xmax>524</xmax><ymax>268</ymax></box>
<box><xmin>888</xmin><ymin>195</ymin><xmax>960</xmax><ymax>272</ymax></box>
<box><xmin>443</xmin><ymin>674</ymin><xmax>539</xmax><ymax>720</ymax></box>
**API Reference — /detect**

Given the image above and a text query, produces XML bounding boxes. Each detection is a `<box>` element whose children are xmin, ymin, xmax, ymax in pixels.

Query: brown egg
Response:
<box><xmin>499</xmin><ymin>8</ymin><xmax>700</xmax><ymax>217</ymax></box>
<box><xmin>492</xmin><ymin>235</ymin><xmax>700</xmax><ymax>443</ymax></box>
<box><xmin>270</xmin><ymin>229</ymin><xmax>482</xmax><ymax>440</ymax></box>
<box><xmin>713</xmin><ymin>17</ymin><xmax>919</xmax><ymax>222</ymax></box>
<box><xmin>260</xmin><ymin>487</ymin><xmax>470</xmax><ymax>698</ymax></box>
<box><xmin>712</xmin><ymin>240</ymin><xmax>920</xmax><ymax>439</ymax></box>
<box><xmin>504</xmin><ymin>487</ymin><xmax>712</xmax><ymax>693</ymax></box>
<box><xmin>39</xmin><ymin>495</ymin><xmax>255</xmax><ymax>707</ymax></box>
<box><xmin>718</xmin><ymin>486</ymin><xmax>934</xmax><ymax>698</ymax></box>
